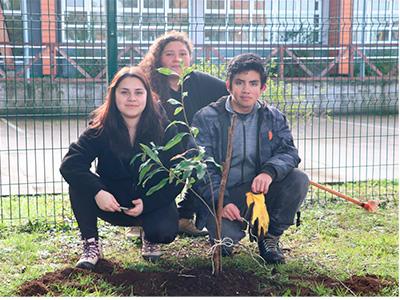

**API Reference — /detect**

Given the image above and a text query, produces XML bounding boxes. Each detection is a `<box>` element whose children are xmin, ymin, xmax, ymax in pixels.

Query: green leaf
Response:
<box><xmin>166</xmin><ymin>120</ymin><xmax>189</xmax><ymax>130</ymax></box>
<box><xmin>139</xmin><ymin>161</ymin><xmax>154</xmax><ymax>183</ymax></box>
<box><xmin>174</xmin><ymin>107</ymin><xmax>183</xmax><ymax>115</ymax></box>
<box><xmin>176</xmin><ymin>159</ymin><xmax>192</xmax><ymax>170</ymax></box>
<box><xmin>183</xmin><ymin>66</ymin><xmax>195</xmax><ymax>78</ymax></box>
<box><xmin>163</xmin><ymin>132</ymin><xmax>188</xmax><ymax>151</ymax></box>
<box><xmin>130</xmin><ymin>152</ymin><xmax>143</xmax><ymax>165</ymax></box>
<box><xmin>157</xmin><ymin>67</ymin><xmax>173</xmax><ymax>76</ymax></box>
<box><xmin>182</xmin><ymin>91</ymin><xmax>188</xmax><ymax>99</ymax></box>
<box><xmin>197</xmin><ymin>146</ymin><xmax>206</xmax><ymax>155</ymax></box>
<box><xmin>167</xmin><ymin>98</ymin><xmax>182</xmax><ymax>106</ymax></box>
<box><xmin>169</xmin><ymin>169</ymin><xmax>175</xmax><ymax>184</ymax></box>
<box><xmin>146</xmin><ymin>177</ymin><xmax>169</xmax><ymax>196</ymax></box>
<box><xmin>188</xmin><ymin>178</ymin><xmax>196</xmax><ymax>187</ymax></box>
<box><xmin>138</xmin><ymin>158</ymin><xmax>151</xmax><ymax>172</ymax></box>
<box><xmin>190</xmin><ymin>126</ymin><xmax>199</xmax><ymax>137</ymax></box>
<box><xmin>140</xmin><ymin>144</ymin><xmax>161</xmax><ymax>164</ymax></box>
<box><xmin>182</xmin><ymin>168</ymin><xmax>193</xmax><ymax>181</ymax></box>
<box><xmin>204</xmin><ymin>157</ymin><xmax>222</xmax><ymax>170</ymax></box>
<box><xmin>142</xmin><ymin>168</ymin><xmax>164</xmax><ymax>187</ymax></box>
<box><xmin>195</xmin><ymin>163</ymin><xmax>207</xmax><ymax>180</ymax></box>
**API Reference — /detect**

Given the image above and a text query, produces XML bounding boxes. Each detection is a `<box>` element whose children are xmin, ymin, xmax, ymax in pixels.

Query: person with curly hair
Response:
<box><xmin>139</xmin><ymin>30</ymin><xmax>229</xmax><ymax>236</ymax></box>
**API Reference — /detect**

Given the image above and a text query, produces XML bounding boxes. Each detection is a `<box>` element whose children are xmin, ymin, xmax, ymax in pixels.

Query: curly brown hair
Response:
<box><xmin>139</xmin><ymin>30</ymin><xmax>193</xmax><ymax>103</ymax></box>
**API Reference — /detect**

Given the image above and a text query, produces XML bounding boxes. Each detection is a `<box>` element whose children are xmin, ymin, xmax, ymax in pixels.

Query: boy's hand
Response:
<box><xmin>251</xmin><ymin>173</ymin><xmax>272</xmax><ymax>194</ymax></box>
<box><xmin>222</xmin><ymin>203</ymin><xmax>242</xmax><ymax>221</ymax></box>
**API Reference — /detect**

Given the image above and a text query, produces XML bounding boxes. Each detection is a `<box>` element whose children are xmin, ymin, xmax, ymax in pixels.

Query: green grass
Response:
<box><xmin>0</xmin><ymin>194</ymin><xmax>71</xmax><ymax>226</ymax></box>
<box><xmin>0</xmin><ymin>181</ymin><xmax>398</xmax><ymax>296</ymax></box>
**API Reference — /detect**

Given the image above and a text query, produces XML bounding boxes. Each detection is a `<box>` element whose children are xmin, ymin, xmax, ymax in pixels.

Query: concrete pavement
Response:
<box><xmin>0</xmin><ymin>114</ymin><xmax>398</xmax><ymax>196</ymax></box>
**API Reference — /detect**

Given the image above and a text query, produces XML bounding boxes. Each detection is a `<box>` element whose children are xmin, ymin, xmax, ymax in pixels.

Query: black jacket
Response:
<box><xmin>162</xmin><ymin>70</ymin><xmax>229</xmax><ymax>125</ymax></box>
<box><xmin>60</xmin><ymin>124</ymin><xmax>184</xmax><ymax>214</ymax></box>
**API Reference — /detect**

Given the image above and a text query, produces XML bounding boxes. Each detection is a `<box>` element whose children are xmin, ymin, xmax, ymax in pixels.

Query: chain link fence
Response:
<box><xmin>0</xmin><ymin>0</ymin><xmax>398</xmax><ymax>224</ymax></box>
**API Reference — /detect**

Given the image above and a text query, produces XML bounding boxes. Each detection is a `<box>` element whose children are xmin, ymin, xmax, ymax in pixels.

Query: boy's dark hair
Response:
<box><xmin>226</xmin><ymin>53</ymin><xmax>267</xmax><ymax>89</ymax></box>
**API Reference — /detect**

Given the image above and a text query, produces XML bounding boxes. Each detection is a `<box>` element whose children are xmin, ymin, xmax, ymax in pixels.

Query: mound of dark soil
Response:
<box><xmin>17</xmin><ymin>259</ymin><xmax>395</xmax><ymax>296</ymax></box>
<box><xmin>342</xmin><ymin>274</ymin><xmax>394</xmax><ymax>296</ymax></box>
<box><xmin>286</xmin><ymin>273</ymin><xmax>395</xmax><ymax>296</ymax></box>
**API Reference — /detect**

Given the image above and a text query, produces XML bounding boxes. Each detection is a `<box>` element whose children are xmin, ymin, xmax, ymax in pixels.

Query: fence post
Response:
<box><xmin>106</xmin><ymin>0</ymin><xmax>118</xmax><ymax>84</ymax></box>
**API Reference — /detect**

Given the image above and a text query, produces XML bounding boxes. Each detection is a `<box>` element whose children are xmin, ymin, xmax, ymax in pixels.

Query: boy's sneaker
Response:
<box><xmin>178</xmin><ymin>218</ymin><xmax>208</xmax><ymax>237</ymax></box>
<box><xmin>76</xmin><ymin>238</ymin><xmax>103</xmax><ymax>270</ymax></box>
<box><xmin>258</xmin><ymin>234</ymin><xmax>285</xmax><ymax>264</ymax></box>
<box><xmin>141</xmin><ymin>231</ymin><xmax>162</xmax><ymax>262</ymax></box>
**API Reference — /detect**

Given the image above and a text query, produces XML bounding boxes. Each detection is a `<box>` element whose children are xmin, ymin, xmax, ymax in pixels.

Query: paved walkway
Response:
<box><xmin>0</xmin><ymin>115</ymin><xmax>398</xmax><ymax>195</ymax></box>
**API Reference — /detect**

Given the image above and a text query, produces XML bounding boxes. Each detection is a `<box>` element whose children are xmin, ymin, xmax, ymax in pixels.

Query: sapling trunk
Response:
<box><xmin>213</xmin><ymin>114</ymin><xmax>237</xmax><ymax>276</ymax></box>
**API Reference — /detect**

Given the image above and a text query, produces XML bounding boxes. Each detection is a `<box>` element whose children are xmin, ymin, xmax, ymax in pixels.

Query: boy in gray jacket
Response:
<box><xmin>192</xmin><ymin>53</ymin><xmax>309</xmax><ymax>264</ymax></box>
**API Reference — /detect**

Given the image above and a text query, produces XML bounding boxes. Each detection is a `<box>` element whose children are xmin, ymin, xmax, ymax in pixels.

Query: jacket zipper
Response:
<box><xmin>241</xmin><ymin>120</ymin><xmax>246</xmax><ymax>183</ymax></box>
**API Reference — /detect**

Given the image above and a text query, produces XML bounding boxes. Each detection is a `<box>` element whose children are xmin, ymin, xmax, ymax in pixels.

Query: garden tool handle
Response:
<box><xmin>309</xmin><ymin>180</ymin><xmax>364</xmax><ymax>207</ymax></box>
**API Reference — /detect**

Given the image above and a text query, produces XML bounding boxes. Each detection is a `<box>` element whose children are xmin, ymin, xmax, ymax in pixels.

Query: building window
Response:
<box><xmin>202</xmin><ymin>0</ymin><xmax>322</xmax><ymax>44</ymax></box>
<box><xmin>227</xmin><ymin>14</ymin><xmax>250</xmax><ymax>25</ymax></box>
<box><xmin>66</xmin><ymin>0</ymin><xmax>84</xmax><ymax>7</ymax></box>
<box><xmin>230</xmin><ymin>0</ymin><xmax>249</xmax><ymax>10</ymax></box>
<box><xmin>204</xmin><ymin>29</ymin><xmax>226</xmax><ymax>42</ymax></box>
<box><xmin>392</xmin><ymin>21</ymin><xmax>399</xmax><ymax>41</ymax></box>
<box><xmin>117</xmin><ymin>28</ymin><xmax>140</xmax><ymax>42</ymax></box>
<box><xmin>228</xmin><ymin>29</ymin><xmax>249</xmax><ymax>42</ymax></box>
<box><xmin>1</xmin><ymin>0</ymin><xmax>23</xmax><ymax>58</ymax></box>
<box><xmin>252</xmin><ymin>14</ymin><xmax>266</xmax><ymax>25</ymax></box>
<box><xmin>168</xmin><ymin>12</ymin><xmax>189</xmax><ymax>25</ymax></box>
<box><xmin>142</xmin><ymin>13</ymin><xmax>164</xmax><ymax>24</ymax></box>
<box><xmin>205</xmin><ymin>13</ymin><xmax>226</xmax><ymax>25</ymax></box>
<box><xmin>61</xmin><ymin>0</ymin><xmax>104</xmax><ymax>43</ymax></box>
<box><xmin>206</xmin><ymin>0</ymin><xmax>225</xmax><ymax>11</ymax></box>
<box><xmin>2</xmin><ymin>0</ymin><xmax>21</xmax><ymax>10</ymax></box>
<box><xmin>142</xmin><ymin>28</ymin><xmax>165</xmax><ymax>41</ymax></box>
<box><xmin>117</xmin><ymin>13</ymin><xmax>140</xmax><ymax>25</ymax></box>
<box><xmin>252</xmin><ymin>28</ymin><xmax>269</xmax><ymax>42</ymax></box>
<box><xmin>118</xmin><ymin>0</ymin><xmax>139</xmax><ymax>9</ymax></box>
<box><xmin>143</xmin><ymin>0</ymin><xmax>164</xmax><ymax>9</ymax></box>
<box><xmin>264</xmin><ymin>0</ymin><xmax>321</xmax><ymax>44</ymax></box>
<box><xmin>169</xmin><ymin>0</ymin><xmax>188</xmax><ymax>9</ymax></box>
<box><xmin>61</xmin><ymin>0</ymin><xmax>188</xmax><ymax>43</ymax></box>
<box><xmin>65</xmin><ymin>11</ymin><xmax>88</xmax><ymax>25</ymax></box>
<box><xmin>353</xmin><ymin>0</ymin><xmax>399</xmax><ymax>43</ymax></box>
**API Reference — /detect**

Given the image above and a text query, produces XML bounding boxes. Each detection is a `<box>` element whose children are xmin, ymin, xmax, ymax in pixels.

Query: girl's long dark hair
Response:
<box><xmin>139</xmin><ymin>30</ymin><xmax>193</xmax><ymax>103</ymax></box>
<box><xmin>90</xmin><ymin>66</ymin><xmax>165</xmax><ymax>159</ymax></box>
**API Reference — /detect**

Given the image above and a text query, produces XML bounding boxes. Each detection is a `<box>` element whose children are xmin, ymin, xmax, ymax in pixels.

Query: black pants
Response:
<box><xmin>206</xmin><ymin>169</ymin><xmax>309</xmax><ymax>243</ymax></box>
<box><xmin>69</xmin><ymin>187</ymin><xmax>179</xmax><ymax>244</ymax></box>
<box><xmin>177</xmin><ymin>189</ymin><xmax>197</xmax><ymax>220</ymax></box>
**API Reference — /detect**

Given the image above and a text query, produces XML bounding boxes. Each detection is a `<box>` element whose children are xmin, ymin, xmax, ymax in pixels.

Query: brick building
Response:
<box><xmin>0</xmin><ymin>0</ymin><xmax>398</xmax><ymax>78</ymax></box>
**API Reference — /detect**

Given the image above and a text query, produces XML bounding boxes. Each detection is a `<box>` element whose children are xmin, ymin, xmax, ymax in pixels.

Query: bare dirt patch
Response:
<box><xmin>17</xmin><ymin>259</ymin><xmax>395</xmax><ymax>296</ymax></box>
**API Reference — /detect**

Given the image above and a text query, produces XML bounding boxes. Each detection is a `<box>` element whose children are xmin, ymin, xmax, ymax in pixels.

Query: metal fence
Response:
<box><xmin>0</xmin><ymin>0</ymin><xmax>398</xmax><ymax>224</ymax></box>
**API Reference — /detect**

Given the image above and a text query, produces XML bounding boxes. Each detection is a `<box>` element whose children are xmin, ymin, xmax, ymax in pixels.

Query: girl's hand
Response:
<box><xmin>123</xmin><ymin>199</ymin><xmax>144</xmax><ymax>217</ymax></box>
<box><xmin>95</xmin><ymin>190</ymin><xmax>121</xmax><ymax>212</ymax></box>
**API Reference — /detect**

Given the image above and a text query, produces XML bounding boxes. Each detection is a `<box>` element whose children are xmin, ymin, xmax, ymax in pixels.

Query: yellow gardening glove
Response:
<box><xmin>245</xmin><ymin>192</ymin><xmax>269</xmax><ymax>241</ymax></box>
